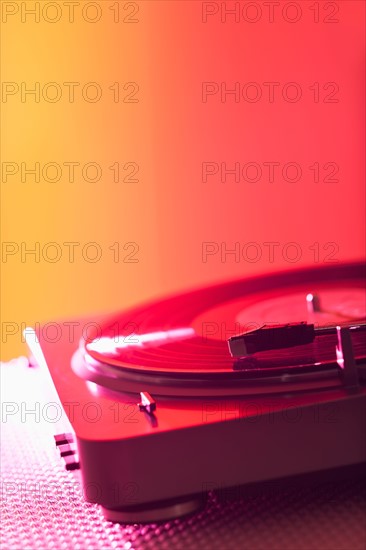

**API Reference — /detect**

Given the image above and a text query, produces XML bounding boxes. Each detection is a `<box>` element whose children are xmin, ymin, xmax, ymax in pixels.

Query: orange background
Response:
<box><xmin>1</xmin><ymin>0</ymin><xmax>365</xmax><ymax>360</ymax></box>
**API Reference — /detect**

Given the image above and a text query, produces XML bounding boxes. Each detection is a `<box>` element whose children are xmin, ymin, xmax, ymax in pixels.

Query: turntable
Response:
<box><xmin>25</xmin><ymin>262</ymin><xmax>366</xmax><ymax>523</ymax></box>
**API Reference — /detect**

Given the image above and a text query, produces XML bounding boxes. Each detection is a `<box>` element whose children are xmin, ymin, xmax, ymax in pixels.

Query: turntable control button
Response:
<box><xmin>138</xmin><ymin>392</ymin><xmax>156</xmax><ymax>414</ymax></box>
<box><xmin>228</xmin><ymin>322</ymin><xmax>316</xmax><ymax>357</ymax></box>
<box><xmin>54</xmin><ymin>433</ymin><xmax>74</xmax><ymax>446</ymax></box>
<box><xmin>63</xmin><ymin>454</ymin><xmax>80</xmax><ymax>471</ymax></box>
<box><xmin>58</xmin><ymin>443</ymin><xmax>76</xmax><ymax>457</ymax></box>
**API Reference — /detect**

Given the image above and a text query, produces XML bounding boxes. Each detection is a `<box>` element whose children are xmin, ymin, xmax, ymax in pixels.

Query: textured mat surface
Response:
<box><xmin>1</xmin><ymin>359</ymin><xmax>365</xmax><ymax>550</ymax></box>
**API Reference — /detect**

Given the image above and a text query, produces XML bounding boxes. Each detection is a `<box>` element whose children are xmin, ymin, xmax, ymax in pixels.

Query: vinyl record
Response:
<box><xmin>72</xmin><ymin>262</ymin><xmax>366</xmax><ymax>396</ymax></box>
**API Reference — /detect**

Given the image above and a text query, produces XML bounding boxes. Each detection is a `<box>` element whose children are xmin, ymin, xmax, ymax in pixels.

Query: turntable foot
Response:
<box><xmin>101</xmin><ymin>495</ymin><xmax>205</xmax><ymax>523</ymax></box>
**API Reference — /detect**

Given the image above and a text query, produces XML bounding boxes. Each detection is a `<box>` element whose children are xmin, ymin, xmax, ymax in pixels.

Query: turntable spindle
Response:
<box><xmin>306</xmin><ymin>293</ymin><xmax>322</xmax><ymax>314</ymax></box>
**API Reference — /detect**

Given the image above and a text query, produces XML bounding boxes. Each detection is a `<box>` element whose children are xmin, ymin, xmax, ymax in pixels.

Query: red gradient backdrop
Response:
<box><xmin>1</xmin><ymin>0</ymin><xmax>365</xmax><ymax>359</ymax></box>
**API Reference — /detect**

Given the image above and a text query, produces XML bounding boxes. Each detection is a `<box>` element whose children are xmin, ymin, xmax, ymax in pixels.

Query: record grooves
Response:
<box><xmin>72</xmin><ymin>262</ymin><xmax>366</xmax><ymax>397</ymax></box>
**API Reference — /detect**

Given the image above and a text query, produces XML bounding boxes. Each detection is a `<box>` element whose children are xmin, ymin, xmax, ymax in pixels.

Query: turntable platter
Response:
<box><xmin>73</xmin><ymin>263</ymin><xmax>366</xmax><ymax>396</ymax></box>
